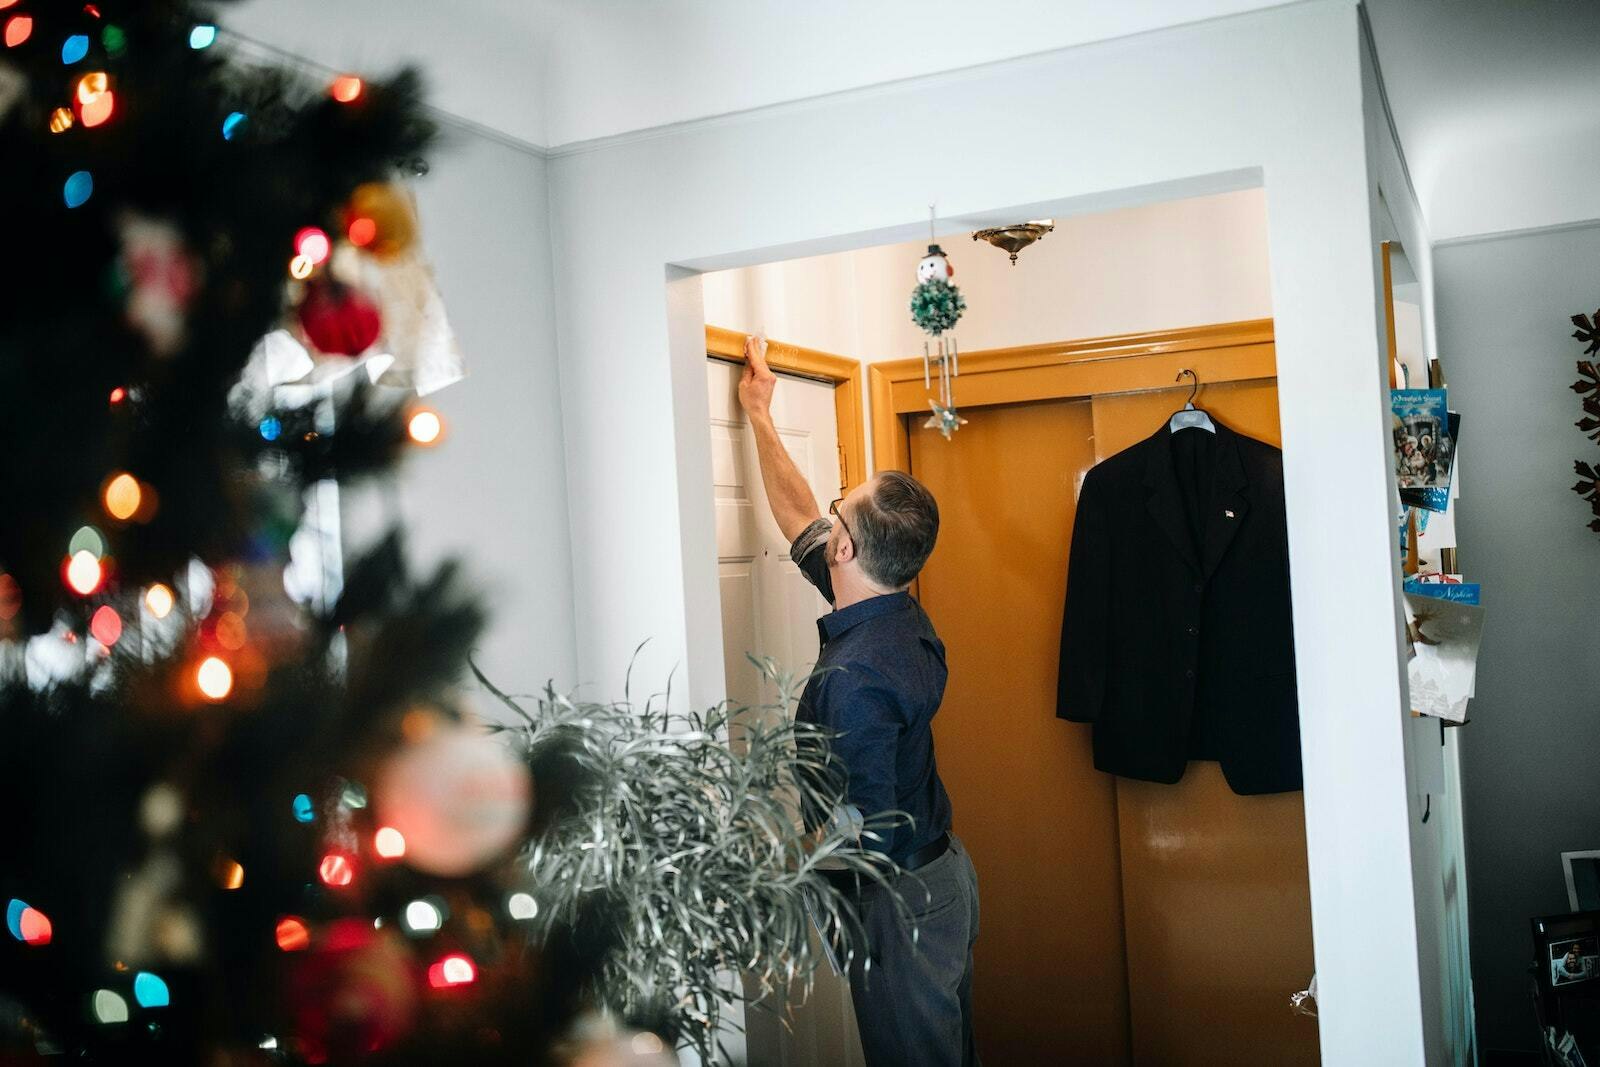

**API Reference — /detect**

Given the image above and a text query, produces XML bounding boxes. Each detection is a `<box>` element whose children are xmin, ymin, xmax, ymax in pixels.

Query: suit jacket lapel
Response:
<box><xmin>1201</xmin><ymin>424</ymin><xmax>1250</xmax><ymax>580</ymax></box>
<box><xmin>1142</xmin><ymin>428</ymin><xmax>1201</xmax><ymax>574</ymax></box>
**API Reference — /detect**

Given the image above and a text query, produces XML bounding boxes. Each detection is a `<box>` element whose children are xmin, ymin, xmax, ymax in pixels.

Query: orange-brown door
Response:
<box><xmin>1093</xmin><ymin>382</ymin><xmax>1318</xmax><ymax>1066</ymax></box>
<box><xmin>908</xmin><ymin>379</ymin><xmax>1318</xmax><ymax>1065</ymax></box>
<box><xmin>910</xmin><ymin>398</ymin><xmax>1132</xmax><ymax>1066</ymax></box>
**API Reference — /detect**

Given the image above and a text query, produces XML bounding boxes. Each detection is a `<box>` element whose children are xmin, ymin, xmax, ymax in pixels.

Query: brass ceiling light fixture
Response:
<box><xmin>972</xmin><ymin>219</ymin><xmax>1055</xmax><ymax>265</ymax></box>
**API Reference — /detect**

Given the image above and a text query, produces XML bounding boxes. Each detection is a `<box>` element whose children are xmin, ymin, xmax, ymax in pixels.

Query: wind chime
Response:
<box><xmin>910</xmin><ymin>208</ymin><xmax>967</xmax><ymax>439</ymax></box>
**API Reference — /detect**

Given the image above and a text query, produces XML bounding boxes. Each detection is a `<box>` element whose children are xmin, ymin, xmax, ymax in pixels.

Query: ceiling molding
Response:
<box><xmin>1433</xmin><ymin>215</ymin><xmax>1600</xmax><ymax>251</ymax></box>
<box><xmin>220</xmin><ymin>29</ymin><xmax>552</xmax><ymax>159</ymax></box>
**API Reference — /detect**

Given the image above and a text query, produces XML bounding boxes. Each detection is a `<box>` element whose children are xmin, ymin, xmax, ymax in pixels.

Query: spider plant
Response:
<box><xmin>481</xmin><ymin>656</ymin><xmax>916</xmax><ymax>1064</ymax></box>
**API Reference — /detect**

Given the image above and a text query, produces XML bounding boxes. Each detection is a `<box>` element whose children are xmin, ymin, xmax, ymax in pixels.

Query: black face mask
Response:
<box><xmin>817</xmin><ymin>538</ymin><xmax>839</xmax><ymax>606</ymax></box>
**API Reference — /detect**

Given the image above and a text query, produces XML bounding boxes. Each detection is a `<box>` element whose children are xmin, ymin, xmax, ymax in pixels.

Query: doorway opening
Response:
<box><xmin>700</xmin><ymin>187</ymin><xmax>1317</xmax><ymax>1066</ymax></box>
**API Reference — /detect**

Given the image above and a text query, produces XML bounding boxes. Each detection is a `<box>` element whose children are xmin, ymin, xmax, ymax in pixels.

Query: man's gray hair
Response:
<box><xmin>851</xmin><ymin>471</ymin><xmax>939</xmax><ymax>588</ymax></box>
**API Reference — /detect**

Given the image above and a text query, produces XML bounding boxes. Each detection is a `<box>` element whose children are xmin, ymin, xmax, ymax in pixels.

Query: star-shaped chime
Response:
<box><xmin>924</xmin><ymin>399</ymin><xmax>967</xmax><ymax>440</ymax></box>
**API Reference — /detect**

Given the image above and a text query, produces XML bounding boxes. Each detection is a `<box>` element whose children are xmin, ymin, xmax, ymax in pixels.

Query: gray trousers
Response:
<box><xmin>850</xmin><ymin>834</ymin><xmax>981</xmax><ymax>1067</ymax></box>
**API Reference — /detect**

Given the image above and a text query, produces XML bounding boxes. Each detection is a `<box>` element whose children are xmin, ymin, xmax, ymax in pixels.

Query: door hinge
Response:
<box><xmin>838</xmin><ymin>443</ymin><xmax>848</xmax><ymax>492</ymax></box>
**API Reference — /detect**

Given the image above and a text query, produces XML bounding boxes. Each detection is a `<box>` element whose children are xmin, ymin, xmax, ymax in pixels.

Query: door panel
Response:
<box><xmin>907</xmin><ymin>377</ymin><xmax>1317</xmax><ymax>1066</ymax></box>
<box><xmin>910</xmin><ymin>398</ymin><xmax>1133</xmax><ymax>1066</ymax></box>
<box><xmin>707</xmin><ymin>359</ymin><xmax>839</xmax><ymax>704</ymax></box>
<box><xmin>1092</xmin><ymin>381</ymin><xmax>1319</xmax><ymax>1066</ymax></box>
<box><xmin>705</xmin><ymin>357</ymin><xmax>864</xmax><ymax>1067</ymax></box>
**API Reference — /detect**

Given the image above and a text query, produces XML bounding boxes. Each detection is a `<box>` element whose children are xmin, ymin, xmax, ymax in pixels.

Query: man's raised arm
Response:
<box><xmin>737</xmin><ymin>335</ymin><xmax>823</xmax><ymax>543</ymax></box>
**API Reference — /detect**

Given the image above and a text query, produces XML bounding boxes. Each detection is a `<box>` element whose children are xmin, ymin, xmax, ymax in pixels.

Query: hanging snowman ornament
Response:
<box><xmin>917</xmin><ymin>247</ymin><xmax>952</xmax><ymax>285</ymax></box>
<box><xmin>908</xmin><ymin>227</ymin><xmax>968</xmax><ymax>439</ymax></box>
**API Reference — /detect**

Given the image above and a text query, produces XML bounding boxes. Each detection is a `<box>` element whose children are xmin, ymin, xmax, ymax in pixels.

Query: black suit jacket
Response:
<box><xmin>1056</xmin><ymin>420</ymin><xmax>1302</xmax><ymax>795</ymax></box>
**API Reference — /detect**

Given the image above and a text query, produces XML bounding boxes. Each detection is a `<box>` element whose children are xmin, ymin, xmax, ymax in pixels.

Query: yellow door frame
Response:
<box><xmin>706</xmin><ymin>325</ymin><xmax>867</xmax><ymax>494</ymax></box>
<box><xmin>867</xmin><ymin>319</ymin><xmax>1277</xmax><ymax>473</ymax></box>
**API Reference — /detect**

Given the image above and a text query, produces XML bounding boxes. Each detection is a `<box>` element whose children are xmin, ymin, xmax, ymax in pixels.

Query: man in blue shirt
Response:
<box><xmin>739</xmin><ymin>335</ymin><xmax>981</xmax><ymax>1067</ymax></box>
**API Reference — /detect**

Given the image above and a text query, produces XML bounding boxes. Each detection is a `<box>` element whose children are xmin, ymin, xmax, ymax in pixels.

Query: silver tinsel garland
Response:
<box><xmin>484</xmin><ymin>657</ymin><xmax>917</xmax><ymax>1065</ymax></box>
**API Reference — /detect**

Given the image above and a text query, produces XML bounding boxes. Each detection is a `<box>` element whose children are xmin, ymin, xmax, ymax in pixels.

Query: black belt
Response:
<box><xmin>902</xmin><ymin>831</ymin><xmax>951</xmax><ymax>873</ymax></box>
<box><xmin>818</xmin><ymin>833</ymin><xmax>951</xmax><ymax>897</ymax></box>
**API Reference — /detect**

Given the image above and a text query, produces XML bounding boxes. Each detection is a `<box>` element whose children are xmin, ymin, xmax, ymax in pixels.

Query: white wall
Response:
<box><xmin>1361</xmin><ymin>16</ymin><xmax>1476</xmax><ymax>1060</ymax></box>
<box><xmin>1434</xmin><ymin>223</ymin><xmax>1600</xmax><ymax>1057</ymax></box>
<box><xmin>704</xmin><ymin>188</ymin><xmax>1274</xmax><ymax>351</ymax></box>
<box><xmin>547</xmin><ymin>1</ymin><xmax>1436</xmax><ymax>1059</ymax></box>
<box><xmin>703</xmin><ymin>188</ymin><xmax>1274</xmax><ymax>464</ymax></box>
<box><xmin>346</xmin><ymin>127</ymin><xmax>577</xmax><ymax>704</ymax></box>
<box><xmin>542</xmin><ymin>0</ymin><xmax>1286</xmax><ymax>147</ymax></box>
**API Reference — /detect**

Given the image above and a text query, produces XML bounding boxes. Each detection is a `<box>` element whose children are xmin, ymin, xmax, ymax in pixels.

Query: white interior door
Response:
<box><xmin>707</xmin><ymin>357</ymin><xmax>840</xmax><ymax>707</ymax></box>
<box><xmin>705</xmin><ymin>356</ymin><xmax>865</xmax><ymax>1067</ymax></box>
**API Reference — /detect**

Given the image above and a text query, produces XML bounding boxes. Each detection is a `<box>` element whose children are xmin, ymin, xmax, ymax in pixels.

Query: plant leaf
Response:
<box><xmin>1574</xmin><ymin>311</ymin><xmax>1600</xmax><ymax>357</ymax></box>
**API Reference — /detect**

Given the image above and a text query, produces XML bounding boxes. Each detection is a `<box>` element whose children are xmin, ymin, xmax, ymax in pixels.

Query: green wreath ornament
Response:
<box><xmin>910</xmin><ymin>277</ymin><xmax>966</xmax><ymax>336</ymax></box>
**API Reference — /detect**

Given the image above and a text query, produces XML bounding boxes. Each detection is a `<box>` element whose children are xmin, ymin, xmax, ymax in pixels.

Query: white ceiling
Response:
<box><xmin>223</xmin><ymin>0</ymin><xmax>1285</xmax><ymax>148</ymax></box>
<box><xmin>1365</xmin><ymin>0</ymin><xmax>1600</xmax><ymax>242</ymax></box>
<box><xmin>225</xmin><ymin>0</ymin><xmax>1600</xmax><ymax>243</ymax></box>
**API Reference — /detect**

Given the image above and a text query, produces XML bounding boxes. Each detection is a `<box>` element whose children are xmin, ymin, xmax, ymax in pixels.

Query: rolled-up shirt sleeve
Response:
<box><xmin>789</xmin><ymin>517</ymin><xmax>835</xmax><ymax>606</ymax></box>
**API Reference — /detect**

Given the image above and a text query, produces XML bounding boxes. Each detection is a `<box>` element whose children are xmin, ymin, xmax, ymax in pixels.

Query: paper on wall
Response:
<box><xmin>1404</xmin><ymin>592</ymin><xmax>1484</xmax><ymax>723</ymax></box>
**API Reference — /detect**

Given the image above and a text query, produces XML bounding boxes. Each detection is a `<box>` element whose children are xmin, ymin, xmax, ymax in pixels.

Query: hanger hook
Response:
<box><xmin>1176</xmin><ymin>368</ymin><xmax>1199</xmax><ymax>407</ymax></box>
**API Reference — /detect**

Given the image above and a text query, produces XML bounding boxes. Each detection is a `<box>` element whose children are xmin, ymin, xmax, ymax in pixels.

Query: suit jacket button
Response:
<box><xmin>1192</xmin><ymin>583</ymin><xmax>1203</xmax><ymax>594</ymax></box>
<box><xmin>1184</xmin><ymin>668</ymin><xmax>1195</xmax><ymax>678</ymax></box>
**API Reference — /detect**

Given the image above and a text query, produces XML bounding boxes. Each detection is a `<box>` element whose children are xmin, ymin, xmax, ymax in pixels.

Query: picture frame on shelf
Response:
<box><xmin>1534</xmin><ymin>911</ymin><xmax>1600</xmax><ymax>993</ymax></box>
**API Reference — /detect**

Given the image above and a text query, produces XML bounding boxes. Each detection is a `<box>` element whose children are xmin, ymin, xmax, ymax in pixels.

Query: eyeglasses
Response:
<box><xmin>828</xmin><ymin>497</ymin><xmax>853</xmax><ymax>544</ymax></box>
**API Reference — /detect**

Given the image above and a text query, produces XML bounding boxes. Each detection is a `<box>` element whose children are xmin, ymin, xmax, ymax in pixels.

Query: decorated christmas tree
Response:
<box><xmin>0</xmin><ymin>0</ymin><xmax>607</xmax><ymax>1061</ymax></box>
<box><xmin>0</xmin><ymin>3</ymin><xmax>909</xmax><ymax>1063</ymax></box>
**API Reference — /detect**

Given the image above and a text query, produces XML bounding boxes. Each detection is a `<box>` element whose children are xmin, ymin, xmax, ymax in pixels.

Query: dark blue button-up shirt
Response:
<box><xmin>790</xmin><ymin>519</ymin><xmax>953</xmax><ymax>864</ymax></box>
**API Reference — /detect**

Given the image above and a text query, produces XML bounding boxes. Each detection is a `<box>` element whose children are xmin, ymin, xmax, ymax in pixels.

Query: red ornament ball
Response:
<box><xmin>297</xmin><ymin>279</ymin><xmax>382</xmax><ymax>357</ymax></box>
<box><xmin>286</xmin><ymin>923</ymin><xmax>416</xmax><ymax>1062</ymax></box>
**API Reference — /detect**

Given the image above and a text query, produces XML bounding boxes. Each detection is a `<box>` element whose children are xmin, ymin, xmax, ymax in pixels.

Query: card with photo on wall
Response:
<box><xmin>1400</xmin><ymin>410</ymin><xmax>1461</xmax><ymax>511</ymax></box>
<box><xmin>1392</xmin><ymin>389</ymin><xmax>1452</xmax><ymax>489</ymax></box>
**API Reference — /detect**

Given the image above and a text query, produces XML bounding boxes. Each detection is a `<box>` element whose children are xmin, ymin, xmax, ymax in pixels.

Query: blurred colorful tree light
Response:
<box><xmin>132</xmin><ymin>972</ymin><xmax>169</xmax><ymax>1008</ymax></box>
<box><xmin>6</xmin><ymin>899</ymin><xmax>52</xmax><ymax>945</ymax></box>
<box><xmin>4</xmin><ymin>15</ymin><xmax>32</xmax><ymax>47</ymax></box>
<box><xmin>63</xmin><ymin>170</ymin><xmax>93</xmax><ymax>208</ymax></box>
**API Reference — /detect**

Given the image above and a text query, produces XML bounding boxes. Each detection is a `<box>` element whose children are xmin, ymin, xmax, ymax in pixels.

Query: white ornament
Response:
<box><xmin>118</xmin><ymin>215</ymin><xmax>200</xmax><ymax>357</ymax></box>
<box><xmin>373</xmin><ymin>724</ymin><xmax>533</xmax><ymax>877</ymax></box>
<box><xmin>0</xmin><ymin>63</ymin><xmax>23</xmax><ymax>125</ymax></box>
<box><xmin>916</xmin><ymin>250</ymin><xmax>953</xmax><ymax>284</ymax></box>
<box><xmin>361</xmin><ymin>249</ymin><xmax>465</xmax><ymax>396</ymax></box>
<box><xmin>140</xmin><ymin>783</ymin><xmax>185</xmax><ymax>837</ymax></box>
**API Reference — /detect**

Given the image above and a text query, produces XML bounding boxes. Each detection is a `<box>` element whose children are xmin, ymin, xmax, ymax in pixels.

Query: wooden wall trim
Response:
<box><xmin>867</xmin><ymin>363</ymin><xmax>906</xmax><ymax>475</ymax></box>
<box><xmin>705</xmin><ymin>325</ymin><xmax>867</xmax><ymax>493</ymax></box>
<box><xmin>869</xmin><ymin>318</ymin><xmax>1277</xmax><ymax>473</ymax></box>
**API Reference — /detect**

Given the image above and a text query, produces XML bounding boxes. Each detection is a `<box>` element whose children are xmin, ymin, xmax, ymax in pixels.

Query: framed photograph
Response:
<box><xmin>1535</xmin><ymin>911</ymin><xmax>1600</xmax><ymax>992</ymax></box>
<box><xmin>1564</xmin><ymin>850</ymin><xmax>1600</xmax><ymax>912</ymax></box>
<box><xmin>1551</xmin><ymin>936</ymin><xmax>1599</xmax><ymax>987</ymax></box>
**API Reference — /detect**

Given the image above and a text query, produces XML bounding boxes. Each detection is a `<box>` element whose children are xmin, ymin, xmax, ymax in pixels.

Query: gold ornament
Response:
<box><xmin>345</xmin><ymin>182</ymin><xmax>417</xmax><ymax>260</ymax></box>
